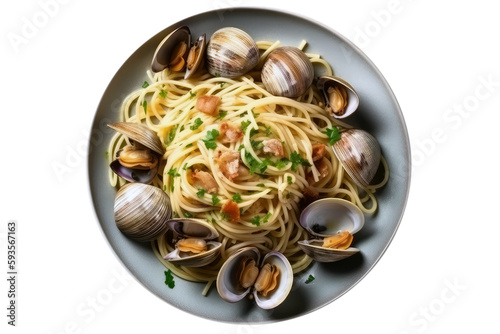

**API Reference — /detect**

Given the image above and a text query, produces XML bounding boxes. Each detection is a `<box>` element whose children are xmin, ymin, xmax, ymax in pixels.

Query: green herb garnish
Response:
<box><xmin>216</xmin><ymin>110</ymin><xmax>227</xmax><ymax>121</ymax></box>
<box><xmin>220</xmin><ymin>82</ymin><xmax>226</xmax><ymax>88</ymax></box>
<box><xmin>274</xmin><ymin>158</ymin><xmax>289</xmax><ymax>170</ymax></box>
<box><xmin>142</xmin><ymin>81</ymin><xmax>149</xmax><ymax>88</ymax></box>
<box><xmin>189</xmin><ymin>90</ymin><xmax>196</xmax><ymax>98</ymax></box>
<box><xmin>211</xmin><ymin>194</ymin><xmax>220</xmax><ymax>206</ymax></box>
<box><xmin>221</xmin><ymin>212</ymin><xmax>231</xmax><ymax>221</ymax></box>
<box><xmin>244</xmin><ymin>151</ymin><xmax>269</xmax><ymax>174</ymax></box>
<box><xmin>167</xmin><ymin>168</ymin><xmax>180</xmax><ymax>177</ymax></box>
<box><xmin>265</xmin><ymin>126</ymin><xmax>272</xmax><ymax>136</ymax></box>
<box><xmin>159</xmin><ymin>89</ymin><xmax>168</xmax><ymax>99</ymax></box>
<box><xmin>263</xmin><ymin>212</ymin><xmax>272</xmax><ymax>223</ymax></box>
<box><xmin>256</xmin><ymin>183</ymin><xmax>265</xmax><ymax>187</ymax></box>
<box><xmin>184</xmin><ymin>211</ymin><xmax>193</xmax><ymax>218</ymax></box>
<box><xmin>251</xmin><ymin>216</ymin><xmax>261</xmax><ymax>226</ymax></box>
<box><xmin>215</xmin><ymin>73</ymin><xmax>221</xmax><ymax>77</ymax></box>
<box><xmin>202</xmin><ymin>129</ymin><xmax>220</xmax><ymax>149</ymax></box>
<box><xmin>185</xmin><ymin>143</ymin><xmax>193</xmax><ymax>148</ymax></box>
<box><xmin>237</xmin><ymin>144</ymin><xmax>245</xmax><ymax>151</ymax></box>
<box><xmin>232</xmin><ymin>193</ymin><xmax>243</xmax><ymax>203</ymax></box>
<box><xmin>290</xmin><ymin>151</ymin><xmax>312</xmax><ymax>172</ymax></box>
<box><xmin>165</xmin><ymin>124</ymin><xmax>179</xmax><ymax>146</ymax></box>
<box><xmin>251</xmin><ymin>140</ymin><xmax>264</xmax><ymax>150</ymax></box>
<box><xmin>164</xmin><ymin>270</ymin><xmax>175</xmax><ymax>289</ymax></box>
<box><xmin>305</xmin><ymin>274</ymin><xmax>315</xmax><ymax>284</ymax></box>
<box><xmin>142</xmin><ymin>101</ymin><xmax>147</xmax><ymax>114</ymax></box>
<box><xmin>324</xmin><ymin>127</ymin><xmax>341</xmax><ymax>145</ymax></box>
<box><xmin>190</xmin><ymin>118</ymin><xmax>203</xmax><ymax>130</ymax></box>
<box><xmin>196</xmin><ymin>189</ymin><xmax>207</xmax><ymax>198</ymax></box>
<box><xmin>287</xmin><ymin>176</ymin><xmax>293</xmax><ymax>185</ymax></box>
<box><xmin>182</xmin><ymin>163</ymin><xmax>188</xmax><ymax>170</ymax></box>
<box><xmin>241</xmin><ymin>120</ymin><xmax>252</xmax><ymax>134</ymax></box>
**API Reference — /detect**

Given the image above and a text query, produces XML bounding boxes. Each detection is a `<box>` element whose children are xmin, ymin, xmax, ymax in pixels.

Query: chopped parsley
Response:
<box><xmin>184</xmin><ymin>211</ymin><xmax>193</xmax><ymax>218</ymax></box>
<box><xmin>220</xmin><ymin>82</ymin><xmax>226</xmax><ymax>88</ymax></box>
<box><xmin>104</xmin><ymin>150</ymin><xmax>109</xmax><ymax>157</ymax></box>
<box><xmin>164</xmin><ymin>270</ymin><xmax>175</xmax><ymax>289</ymax></box>
<box><xmin>290</xmin><ymin>151</ymin><xmax>312</xmax><ymax>172</ymax></box>
<box><xmin>159</xmin><ymin>89</ymin><xmax>168</xmax><ymax>99</ymax></box>
<box><xmin>214</xmin><ymin>73</ymin><xmax>221</xmax><ymax>77</ymax></box>
<box><xmin>256</xmin><ymin>183</ymin><xmax>265</xmax><ymax>187</ymax></box>
<box><xmin>185</xmin><ymin>143</ymin><xmax>193</xmax><ymax>148</ymax></box>
<box><xmin>305</xmin><ymin>274</ymin><xmax>315</xmax><ymax>284</ymax></box>
<box><xmin>244</xmin><ymin>151</ymin><xmax>270</xmax><ymax>174</ymax></box>
<box><xmin>251</xmin><ymin>140</ymin><xmax>264</xmax><ymax>150</ymax></box>
<box><xmin>142</xmin><ymin>81</ymin><xmax>149</xmax><ymax>88</ymax></box>
<box><xmin>182</xmin><ymin>163</ymin><xmax>188</xmax><ymax>170</ymax></box>
<box><xmin>325</xmin><ymin>127</ymin><xmax>341</xmax><ymax>145</ymax></box>
<box><xmin>190</xmin><ymin>118</ymin><xmax>203</xmax><ymax>130</ymax></box>
<box><xmin>241</xmin><ymin>120</ymin><xmax>252</xmax><ymax>133</ymax></box>
<box><xmin>211</xmin><ymin>194</ymin><xmax>220</xmax><ymax>206</ymax></box>
<box><xmin>196</xmin><ymin>189</ymin><xmax>207</xmax><ymax>198</ymax></box>
<box><xmin>165</xmin><ymin>124</ymin><xmax>179</xmax><ymax>146</ymax></box>
<box><xmin>274</xmin><ymin>158</ymin><xmax>290</xmax><ymax>170</ymax></box>
<box><xmin>221</xmin><ymin>212</ymin><xmax>231</xmax><ymax>221</ymax></box>
<box><xmin>216</xmin><ymin>110</ymin><xmax>227</xmax><ymax>121</ymax></box>
<box><xmin>251</xmin><ymin>216</ymin><xmax>261</xmax><ymax>226</ymax></box>
<box><xmin>237</xmin><ymin>144</ymin><xmax>245</xmax><ymax>151</ymax></box>
<box><xmin>265</xmin><ymin>126</ymin><xmax>272</xmax><ymax>136</ymax></box>
<box><xmin>232</xmin><ymin>193</ymin><xmax>243</xmax><ymax>203</ymax></box>
<box><xmin>142</xmin><ymin>101</ymin><xmax>147</xmax><ymax>114</ymax></box>
<box><xmin>252</xmin><ymin>109</ymin><xmax>260</xmax><ymax>119</ymax></box>
<box><xmin>263</xmin><ymin>212</ymin><xmax>272</xmax><ymax>223</ymax></box>
<box><xmin>287</xmin><ymin>176</ymin><xmax>293</xmax><ymax>185</ymax></box>
<box><xmin>179</xmin><ymin>125</ymin><xmax>185</xmax><ymax>132</ymax></box>
<box><xmin>167</xmin><ymin>168</ymin><xmax>180</xmax><ymax>177</ymax></box>
<box><xmin>189</xmin><ymin>90</ymin><xmax>196</xmax><ymax>98</ymax></box>
<box><xmin>202</xmin><ymin>129</ymin><xmax>219</xmax><ymax>149</ymax></box>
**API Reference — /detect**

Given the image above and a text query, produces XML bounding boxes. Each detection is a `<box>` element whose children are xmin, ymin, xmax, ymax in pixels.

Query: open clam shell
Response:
<box><xmin>151</xmin><ymin>26</ymin><xmax>191</xmax><ymax>73</ymax></box>
<box><xmin>299</xmin><ymin>198</ymin><xmax>364</xmax><ymax>237</ymax></box>
<box><xmin>113</xmin><ymin>183</ymin><xmax>172</xmax><ymax>242</ymax></box>
<box><xmin>109</xmin><ymin>159</ymin><xmax>158</xmax><ymax>184</ymax></box>
<box><xmin>163</xmin><ymin>218</ymin><xmax>221</xmax><ymax>267</ymax></box>
<box><xmin>332</xmin><ymin>129</ymin><xmax>381</xmax><ymax>188</ymax></box>
<box><xmin>216</xmin><ymin>247</ymin><xmax>260</xmax><ymax>303</ymax></box>
<box><xmin>317</xmin><ymin>76</ymin><xmax>360</xmax><ymax>119</ymax></box>
<box><xmin>216</xmin><ymin>247</ymin><xmax>293</xmax><ymax>309</ymax></box>
<box><xmin>253</xmin><ymin>251</ymin><xmax>293</xmax><ymax>310</ymax></box>
<box><xmin>184</xmin><ymin>34</ymin><xmax>206</xmax><ymax>79</ymax></box>
<box><xmin>298</xmin><ymin>198</ymin><xmax>364</xmax><ymax>263</ymax></box>
<box><xmin>108</xmin><ymin>122</ymin><xmax>164</xmax><ymax>156</ymax></box>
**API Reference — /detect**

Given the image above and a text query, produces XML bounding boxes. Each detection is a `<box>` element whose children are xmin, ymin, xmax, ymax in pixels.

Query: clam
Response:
<box><xmin>317</xmin><ymin>76</ymin><xmax>360</xmax><ymax>118</ymax></box>
<box><xmin>332</xmin><ymin>129</ymin><xmax>381</xmax><ymax>188</ymax></box>
<box><xmin>206</xmin><ymin>27</ymin><xmax>259</xmax><ymax>78</ymax></box>
<box><xmin>261</xmin><ymin>46</ymin><xmax>314</xmax><ymax>98</ymax></box>
<box><xmin>108</xmin><ymin>122</ymin><xmax>165</xmax><ymax>184</ymax></box>
<box><xmin>164</xmin><ymin>218</ymin><xmax>222</xmax><ymax>267</ymax></box>
<box><xmin>216</xmin><ymin>247</ymin><xmax>293</xmax><ymax>309</ymax></box>
<box><xmin>298</xmin><ymin>198</ymin><xmax>364</xmax><ymax>262</ymax></box>
<box><xmin>151</xmin><ymin>26</ymin><xmax>206</xmax><ymax>79</ymax></box>
<box><xmin>151</xmin><ymin>26</ymin><xmax>191</xmax><ymax>73</ymax></box>
<box><xmin>114</xmin><ymin>183</ymin><xmax>172</xmax><ymax>242</ymax></box>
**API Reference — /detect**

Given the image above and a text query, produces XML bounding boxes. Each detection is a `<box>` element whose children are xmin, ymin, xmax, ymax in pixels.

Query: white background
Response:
<box><xmin>1</xmin><ymin>0</ymin><xmax>499</xmax><ymax>333</ymax></box>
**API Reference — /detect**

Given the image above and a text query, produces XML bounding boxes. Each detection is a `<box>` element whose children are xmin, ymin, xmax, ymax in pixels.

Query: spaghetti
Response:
<box><xmin>107</xmin><ymin>40</ymin><xmax>389</xmax><ymax>294</ymax></box>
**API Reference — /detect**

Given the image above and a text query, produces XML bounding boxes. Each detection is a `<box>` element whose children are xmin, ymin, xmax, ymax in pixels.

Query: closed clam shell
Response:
<box><xmin>114</xmin><ymin>183</ymin><xmax>172</xmax><ymax>242</ymax></box>
<box><xmin>261</xmin><ymin>46</ymin><xmax>314</xmax><ymax>98</ymax></box>
<box><xmin>206</xmin><ymin>27</ymin><xmax>259</xmax><ymax>78</ymax></box>
<box><xmin>333</xmin><ymin>129</ymin><xmax>381</xmax><ymax>188</ymax></box>
<box><xmin>107</xmin><ymin>122</ymin><xmax>165</xmax><ymax>155</ymax></box>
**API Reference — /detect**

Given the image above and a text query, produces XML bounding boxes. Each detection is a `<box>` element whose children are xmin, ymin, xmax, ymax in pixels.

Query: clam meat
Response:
<box><xmin>317</xmin><ymin>76</ymin><xmax>360</xmax><ymax>118</ymax></box>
